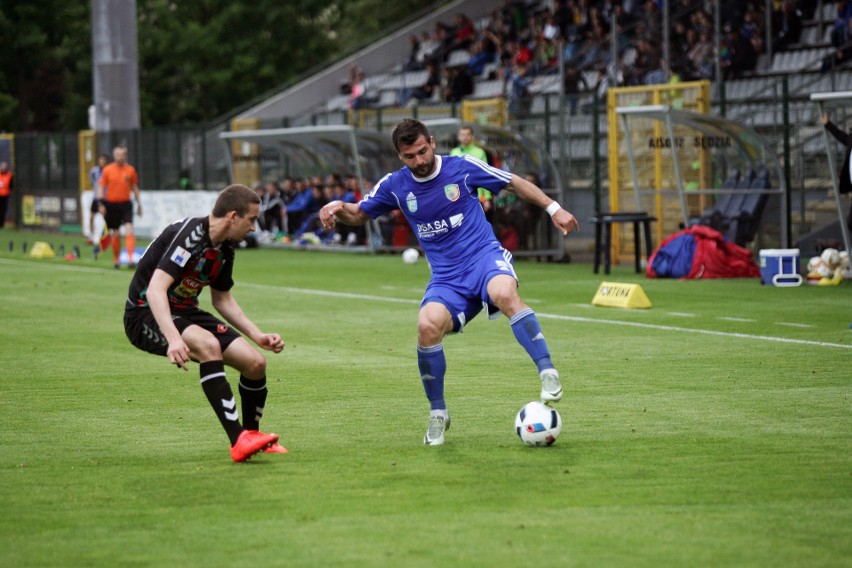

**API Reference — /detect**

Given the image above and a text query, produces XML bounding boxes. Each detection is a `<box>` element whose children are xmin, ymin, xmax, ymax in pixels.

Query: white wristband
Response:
<box><xmin>545</xmin><ymin>202</ymin><xmax>562</xmax><ymax>217</ymax></box>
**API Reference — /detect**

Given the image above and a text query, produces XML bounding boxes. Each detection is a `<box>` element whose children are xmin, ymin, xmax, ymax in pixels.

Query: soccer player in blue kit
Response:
<box><xmin>320</xmin><ymin>119</ymin><xmax>580</xmax><ymax>445</ymax></box>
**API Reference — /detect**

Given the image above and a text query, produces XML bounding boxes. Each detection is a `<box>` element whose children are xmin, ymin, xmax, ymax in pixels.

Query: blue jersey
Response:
<box><xmin>359</xmin><ymin>154</ymin><xmax>512</xmax><ymax>276</ymax></box>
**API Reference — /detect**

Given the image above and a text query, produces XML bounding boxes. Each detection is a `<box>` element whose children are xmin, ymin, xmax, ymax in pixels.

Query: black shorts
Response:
<box><xmin>90</xmin><ymin>198</ymin><xmax>100</xmax><ymax>214</ymax></box>
<box><xmin>104</xmin><ymin>201</ymin><xmax>133</xmax><ymax>230</ymax></box>
<box><xmin>124</xmin><ymin>307</ymin><xmax>242</xmax><ymax>357</ymax></box>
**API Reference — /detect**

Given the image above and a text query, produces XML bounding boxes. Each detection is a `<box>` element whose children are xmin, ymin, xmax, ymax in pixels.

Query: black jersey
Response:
<box><xmin>126</xmin><ymin>216</ymin><xmax>235</xmax><ymax>312</ymax></box>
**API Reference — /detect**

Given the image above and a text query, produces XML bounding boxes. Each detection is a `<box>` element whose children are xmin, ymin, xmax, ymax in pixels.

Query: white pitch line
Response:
<box><xmin>3</xmin><ymin>258</ymin><xmax>848</xmax><ymax>350</ymax></box>
<box><xmin>718</xmin><ymin>317</ymin><xmax>757</xmax><ymax>323</ymax></box>
<box><xmin>667</xmin><ymin>312</ymin><xmax>696</xmax><ymax>317</ymax></box>
<box><xmin>243</xmin><ymin>282</ymin><xmax>851</xmax><ymax>351</ymax></box>
<box><xmin>775</xmin><ymin>322</ymin><xmax>815</xmax><ymax>328</ymax></box>
<box><xmin>537</xmin><ymin>313</ymin><xmax>849</xmax><ymax>349</ymax></box>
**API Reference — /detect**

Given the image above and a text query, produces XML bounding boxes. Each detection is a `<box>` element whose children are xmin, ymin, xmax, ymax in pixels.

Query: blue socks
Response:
<box><xmin>510</xmin><ymin>308</ymin><xmax>554</xmax><ymax>373</ymax></box>
<box><xmin>417</xmin><ymin>344</ymin><xmax>447</xmax><ymax>411</ymax></box>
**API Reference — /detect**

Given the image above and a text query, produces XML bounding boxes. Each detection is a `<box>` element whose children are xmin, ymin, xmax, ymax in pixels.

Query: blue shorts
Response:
<box><xmin>421</xmin><ymin>245</ymin><xmax>517</xmax><ymax>332</ymax></box>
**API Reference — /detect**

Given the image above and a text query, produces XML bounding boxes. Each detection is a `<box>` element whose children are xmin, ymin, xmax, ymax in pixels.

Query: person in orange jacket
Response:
<box><xmin>0</xmin><ymin>161</ymin><xmax>13</xmax><ymax>228</ymax></box>
<box><xmin>98</xmin><ymin>146</ymin><xmax>142</xmax><ymax>268</ymax></box>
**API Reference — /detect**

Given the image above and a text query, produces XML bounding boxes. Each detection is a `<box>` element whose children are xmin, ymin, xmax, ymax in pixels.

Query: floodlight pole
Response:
<box><xmin>810</xmin><ymin>92</ymin><xmax>852</xmax><ymax>263</ymax></box>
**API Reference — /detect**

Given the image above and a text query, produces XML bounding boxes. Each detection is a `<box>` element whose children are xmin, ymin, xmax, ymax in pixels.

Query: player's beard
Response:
<box><xmin>411</xmin><ymin>157</ymin><xmax>435</xmax><ymax>178</ymax></box>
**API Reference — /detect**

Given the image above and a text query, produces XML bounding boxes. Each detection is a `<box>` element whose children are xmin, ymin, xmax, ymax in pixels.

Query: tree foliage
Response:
<box><xmin>0</xmin><ymin>0</ymin><xmax>438</xmax><ymax>132</ymax></box>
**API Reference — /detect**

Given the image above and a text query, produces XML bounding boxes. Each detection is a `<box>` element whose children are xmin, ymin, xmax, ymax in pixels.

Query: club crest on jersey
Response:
<box><xmin>444</xmin><ymin>184</ymin><xmax>460</xmax><ymax>202</ymax></box>
<box><xmin>406</xmin><ymin>192</ymin><xmax>418</xmax><ymax>213</ymax></box>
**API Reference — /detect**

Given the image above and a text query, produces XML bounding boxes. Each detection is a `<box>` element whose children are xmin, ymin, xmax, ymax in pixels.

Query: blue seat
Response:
<box><xmin>697</xmin><ymin>167</ymin><xmax>769</xmax><ymax>246</ymax></box>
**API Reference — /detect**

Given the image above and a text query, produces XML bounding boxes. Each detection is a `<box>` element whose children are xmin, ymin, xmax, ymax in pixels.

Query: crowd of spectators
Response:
<box><xmin>252</xmin><ymin>173</ymin><xmax>367</xmax><ymax>246</ymax></box>
<box><xmin>342</xmin><ymin>0</ymin><xmax>841</xmax><ymax>116</ymax></box>
<box><xmin>250</xmin><ymin>158</ymin><xmax>549</xmax><ymax>252</ymax></box>
<box><xmin>821</xmin><ymin>0</ymin><xmax>852</xmax><ymax>70</ymax></box>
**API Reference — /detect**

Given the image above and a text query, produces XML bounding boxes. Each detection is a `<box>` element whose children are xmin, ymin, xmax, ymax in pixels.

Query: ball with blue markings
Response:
<box><xmin>515</xmin><ymin>401</ymin><xmax>562</xmax><ymax>446</ymax></box>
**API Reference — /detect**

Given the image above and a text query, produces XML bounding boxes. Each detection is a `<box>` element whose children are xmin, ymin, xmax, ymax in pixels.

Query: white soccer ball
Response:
<box><xmin>402</xmin><ymin>248</ymin><xmax>420</xmax><ymax>264</ymax></box>
<box><xmin>515</xmin><ymin>401</ymin><xmax>562</xmax><ymax>446</ymax></box>
<box><xmin>806</xmin><ymin>256</ymin><xmax>821</xmax><ymax>273</ymax></box>
<box><xmin>820</xmin><ymin>248</ymin><xmax>840</xmax><ymax>268</ymax></box>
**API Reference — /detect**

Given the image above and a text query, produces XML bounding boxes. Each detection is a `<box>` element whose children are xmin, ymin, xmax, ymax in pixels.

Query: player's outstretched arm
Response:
<box><xmin>210</xmin><ymin>289</ymin><xmax>284</xmax><ymax>353</ymax></box>
<box><xmin>319</xmin><ymin>200</ymin><xmax>369</xmax><ymax>229</ymax></box>
<box><xmin>506</xmin><ymin>174</ymin><xmax>580</xmax><ymax>235</ymax></box>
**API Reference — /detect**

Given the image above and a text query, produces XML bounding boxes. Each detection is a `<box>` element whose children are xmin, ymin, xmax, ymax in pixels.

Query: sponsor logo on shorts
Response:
<box><xmin>217</xmin><ymin>324</ymin><xmax>229</xmax><ymax>334</ymax></box>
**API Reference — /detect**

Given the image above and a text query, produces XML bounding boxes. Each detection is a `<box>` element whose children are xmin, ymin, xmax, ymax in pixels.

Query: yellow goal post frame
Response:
<box><xmin>606</xmin><ymin>80</ymin><xmax>711</xmax><ymax>261</ymax></box>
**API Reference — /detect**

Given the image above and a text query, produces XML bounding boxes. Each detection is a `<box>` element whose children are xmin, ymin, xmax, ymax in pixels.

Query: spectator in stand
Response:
<box><xmin>513</xmin><ymin>39</ymin><xmax>534</xmax><ymax>67</ymax></box>
<box><xmin>563</xmin><ymin>64</ymin><xmax>588</xmax><ymax>116</ymax></box>
<box><xmin>610</xmin><ymin>3</ymin><xmax>634</xmax><ymax>49</ymax></box>
<box><xmin>292</xmin><ymin>184</ymin><xmax>327</xmax><ymax>241</ymax></box>
<box><xmin>644</xmin><ymin>57</ymin><xmax>672</xmax><ymax>85</ymax></box>
<box><xmin>403</xmin><ymin>34</ymin><xmax>422</xmax><ymax>71</ymax></box>
<box><xmin>401</xmin><ymin>60</ymin><xmax>441</xmax><ymax>107</ymax></box>
<box><xmin>344</xmin><ymin>174</ymin><xmax>363</xmax><ymax>202</ymax></box>
<box><xmin>349</xmin><ymin>69</ymin><xmax>376</xmax><ymax>110</ymax></box>
<box><xmin>261</xmin><ymin>181</ymin><xmax>285</xmax><ymax>235</ymax></box>
<box><xmin>831</xmin><ymin>0</ymin><xmax>852</xmax><ymax>48</ymax></box>
<box><xmin>448</xmin><ymin>13</ymin><xmax>476</xmax><ymax>52</ymax></box>
<box><xmin>443</xmin><ymin>65</ymin><xmax>474</xmax><ymax>103</ymax></box>
<box><xmin>687</xmin><ymin>30</ymin><xmax>714</xmax><ymax>79</ymax></box>
<box><xmin>720</xmin><ymin>24</ymin><xmax>757</xmax><ymax>79</ymax></box>
<box><xmin>542</xmin><ymin>12</ymin><xmax>561</xmax><ymax>41</ymax></box>
<box><xmin>822</xmin><ymin>15</ymin><xmax>852</xmax><ymax>70</ymax></box>
<box><xmin>284</xmin><ymin>178</ymin><xmax>317</xmax><ymax>233</ymax></box>
<box><xmin>506</xmin><ymin>63</ymin><xmax>533</xmax><ymax>117</ymax></box>
<box><xmin>415</xmin><ymin>31</ymin><xmax>440</xmax><ymax>68</ymax></box>
<box><xmin>531</xmin><ymin>32</ymin><xmax>559</xmax><ymax>75</ymax></box>
<box><xmin>501</xmin><ymin>0</ymin><xmax>529</xmax><ymax>39</ymax></box>
<box><xmin>331</xmin><ymin>179</ymin><xmax>361</xmax><ymax>245</ymax></box>
<box><xmin>279</xmin><ymin>177</ymin><xmax>296</xmax><ymax>207</ymax></box>
<box><xmin>432</xmin><ymin>21</ymin><xmax>455</xmax><ymax>63</ymax></box>
<box><xmin>772</xmin><ymin>0</ymin><xmax>803</xmax><ymax>53</ymax></box>
<box><xmin>467</xmin><ymin>38</ymin><xmax>496</xmax><ymax>77</ymax></box>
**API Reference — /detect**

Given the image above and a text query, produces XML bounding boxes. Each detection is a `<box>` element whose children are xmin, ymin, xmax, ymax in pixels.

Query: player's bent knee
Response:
<box><xmin>185</xmin><ymin>329</ymin><xmax>224</xmax><ymax>361</ymax></box>
<box><xmin>417</xmin><ymin>319</ymin><xmax>445</xmax><ymax>345</ymax></box>
<box><xmin>242</xmin><ymin>355</ymin><xmax>266</xmax><ymax>379</ymax></box>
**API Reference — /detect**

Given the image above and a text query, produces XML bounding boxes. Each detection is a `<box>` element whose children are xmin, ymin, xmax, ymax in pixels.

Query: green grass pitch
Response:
<box><xmin>0</xmin><ymin>231</ymin><xmax>850</xmax><ymax>567</ymax></box>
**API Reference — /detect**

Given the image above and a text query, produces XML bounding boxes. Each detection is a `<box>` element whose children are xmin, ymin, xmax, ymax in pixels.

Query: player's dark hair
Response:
<box><xmin>392</xmin><ymin>119</ymin><xmax>431</xmax><ymax>151</ymax></box>
<box><xmin>213</xmin><ymin>184</ymin><xmax>260</xmax><ymax>217</ymax></box>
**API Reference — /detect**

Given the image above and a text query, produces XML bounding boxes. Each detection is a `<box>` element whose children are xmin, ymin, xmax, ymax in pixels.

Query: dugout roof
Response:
<box><xmin>616</xmin><ymin>104</ymin><xmax>788</xmax><ymax>246</ymax></box>
<box><xmin>220</xmin><ymin>121</ymin><xmax>561</xmax><ymax>194</ymax></box>
<box><xmin>220</xmin><ymin>125</ymin><xmax>398</xmax><ymax>188</ymax></box>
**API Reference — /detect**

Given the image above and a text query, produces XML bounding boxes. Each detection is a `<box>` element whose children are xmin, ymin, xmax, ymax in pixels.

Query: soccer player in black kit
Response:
<box><xmin>124</xmin><ymin>184</ymin><xmax>287</xmax><ymax>462</ymax></box>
